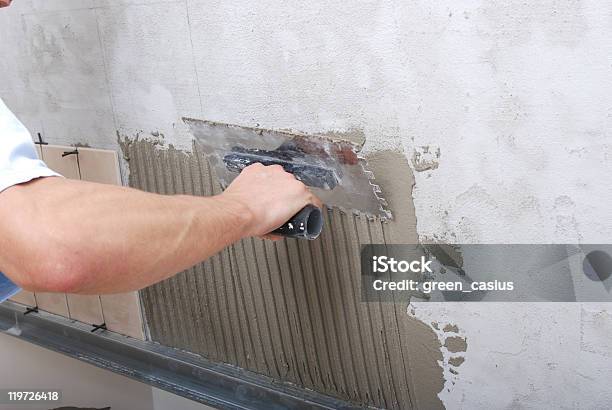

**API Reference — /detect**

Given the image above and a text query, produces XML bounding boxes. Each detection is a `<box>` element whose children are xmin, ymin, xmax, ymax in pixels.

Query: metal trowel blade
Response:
<box><xmin>183</xmin><ymin>118</ymin><xmax>392</xmax><ymax>220</ymax></box>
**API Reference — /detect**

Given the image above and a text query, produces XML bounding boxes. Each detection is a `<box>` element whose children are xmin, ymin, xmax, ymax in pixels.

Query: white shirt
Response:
<box><xmin>0</xmin><ymin>98</ymin><xmax>59</xmax><ymax>193</ymax></box>
<box><xmin>0</xmin><ymin>97</ymin><xmax>60</xmax><ymax>301</ymax></box>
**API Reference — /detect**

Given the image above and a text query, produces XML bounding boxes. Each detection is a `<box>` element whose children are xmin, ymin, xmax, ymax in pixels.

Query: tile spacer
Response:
<box><xmin>91</xmin><ymin>322</ymin><xmax>107</xmax><ymax>333</ymax></box>
<box><xmin>24</xmin><ymin>306</ymin><xmax>39</xmax><ymax>315</ymax></box>
<box><xmin>34</xmin><ymin>133</ymin><xmax>48</xmax><ymax>146</ymax></box>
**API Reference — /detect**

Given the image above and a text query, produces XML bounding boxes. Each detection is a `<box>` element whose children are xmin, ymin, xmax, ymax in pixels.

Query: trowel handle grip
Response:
<box><xmin>272</xmin><ymin>205</ymin><xmax>324</xmax><ymax>240</ymax></box>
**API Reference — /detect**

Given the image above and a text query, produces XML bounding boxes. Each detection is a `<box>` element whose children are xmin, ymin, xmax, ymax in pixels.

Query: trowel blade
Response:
<box><xmin>183</xmin><ymin>117</ymin><xmax>392</xmax><ymax>220</ymax></box>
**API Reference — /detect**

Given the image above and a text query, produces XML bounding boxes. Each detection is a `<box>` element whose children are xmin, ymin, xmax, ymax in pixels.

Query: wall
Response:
<box><xmin>1</xmin><ymin>1</ymin><xmax>611</xmax><ymax>408</ymax></box>
<box><xmin>124</xmin><ymin>140</ymin><xmax>445</xmax><ymax>408</ymax></box>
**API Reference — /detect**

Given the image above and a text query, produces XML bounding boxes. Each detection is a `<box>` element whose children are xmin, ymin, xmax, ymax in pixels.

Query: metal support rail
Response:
<box><xmin>0</xmin><ymin>301</ymin><xmax>359</xmax><ymax>410</ymax></box>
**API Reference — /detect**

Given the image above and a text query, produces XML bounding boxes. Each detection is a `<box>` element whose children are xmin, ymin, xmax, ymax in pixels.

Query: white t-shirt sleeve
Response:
<box><xmin>0</xmin><ymin>98</ymin><xmax>61</xmax><ymax>193</ymax></box>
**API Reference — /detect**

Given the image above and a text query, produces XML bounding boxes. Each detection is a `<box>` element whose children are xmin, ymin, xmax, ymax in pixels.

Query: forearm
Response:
<box><xmin>0</xmin><ymin>177</ymin><xmax>252</xmax><ymax>294</ymax></box>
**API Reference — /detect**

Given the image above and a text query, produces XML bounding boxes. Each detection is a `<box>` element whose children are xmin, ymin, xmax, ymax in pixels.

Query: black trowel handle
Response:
<box><xmin>272</xmin><ymin>205</ymin><xmax>324</xmax><ymax>240</ymax></box>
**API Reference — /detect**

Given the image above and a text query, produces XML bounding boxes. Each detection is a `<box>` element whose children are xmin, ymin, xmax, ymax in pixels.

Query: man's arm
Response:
<box><xmin>0</xmin><ymin>163</ymin><xmax>321</xmax><ymax>294</ymax></box>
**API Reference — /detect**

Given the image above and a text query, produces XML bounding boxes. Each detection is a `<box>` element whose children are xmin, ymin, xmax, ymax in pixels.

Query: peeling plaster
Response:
<box><xmin>411</xmin><ymin>145</ymin><xmax>441</xmax><ymax>172</ymax></box>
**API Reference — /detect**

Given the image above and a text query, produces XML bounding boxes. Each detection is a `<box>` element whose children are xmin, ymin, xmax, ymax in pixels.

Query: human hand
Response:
<box><xmin>0</xmin><ymin>0</ymin><xmax>11</xmax><ymax>8</ymax></box>
<box><xmin>221</xmin><ymin>163</ymin><xmax>322</xmax><ymax>238</ymax></box>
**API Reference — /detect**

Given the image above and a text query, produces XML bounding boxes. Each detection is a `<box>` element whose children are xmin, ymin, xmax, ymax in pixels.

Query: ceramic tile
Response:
<box><xmin>9</xmin><ymin>291</ymin><xmax>36</xmax><ymax>306</ymax></box>
<box><xmin>35</xmin><ymin>145</ymin><xmax>81</xmax><ymax>319</ymax></box>
<box><xmin>35</xmin><ymin>293</ymin><xmax>70</xmax><ymax>317</ymax></box>
<box><xmin>39</xmin><ymin>145</ymin><xmax>81</xmax><ymax>180</ymax></box>
<box><xmin>66</xmin><ymin>294</ymin><xmax>104</xmax><ymax>325</ymax></box>
<box><xmin>100</xmin><ymin>292</ymin><xmax>144</xmax><ymax>339</ymax></box>
<box><xmin>77</xmin><ymin>148</ymin><xmax>121</xmax><ymax>185</ymax></box>
<box><xmin>78</xmin><ymin>147</ymin><xmax>143</xmax><ymax>338</ymax></box>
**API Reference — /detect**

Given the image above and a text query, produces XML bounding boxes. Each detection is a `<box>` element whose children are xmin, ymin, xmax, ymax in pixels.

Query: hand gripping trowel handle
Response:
<box><xmin>222</xmin><ymin>147</ymin><xmax>328</xmax><ymax>240</ymax></box>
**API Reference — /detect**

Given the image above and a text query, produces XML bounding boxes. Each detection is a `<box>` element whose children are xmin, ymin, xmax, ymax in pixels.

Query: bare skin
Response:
<box><xmin>0</xmin><ymin>163</ymin><xmax>322</xmax><ymax>294</ymax></box>
<box><xmin>0</xmin><ymin>0</ymin><xmax>322</xmax><ymax>295</ymax></box>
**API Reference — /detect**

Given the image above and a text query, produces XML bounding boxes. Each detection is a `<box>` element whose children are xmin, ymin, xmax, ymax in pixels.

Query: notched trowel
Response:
<box><xmin>183</xmin><ymin>118</ymin><xmax>391</xmax><ymax>240</ymax></box>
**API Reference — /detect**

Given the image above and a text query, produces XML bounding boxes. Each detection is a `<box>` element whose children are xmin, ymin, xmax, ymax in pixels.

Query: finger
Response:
<box><xmin>244</xmin><ymin>162</ymin><xmax>264</xmax><ymax>171</ymax></box>
<box><xmin>267</xmin><ymin>164</ymin><xmax>285</xmax><ymax>172</ymax></box>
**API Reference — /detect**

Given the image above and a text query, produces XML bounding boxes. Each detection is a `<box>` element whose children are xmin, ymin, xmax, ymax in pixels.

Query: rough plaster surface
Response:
<box><xmin>124</xmin><ymin>139</ymin><xmax>444</xmax><ymax>409</ymax></box>
<box><xmin>1</xmin><ymin>1</ymin><xmax>612</xmax><ymax>408</ymax></box>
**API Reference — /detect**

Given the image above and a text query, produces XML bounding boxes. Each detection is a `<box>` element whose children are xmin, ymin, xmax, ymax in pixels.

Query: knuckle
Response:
<box><xmin>243</xmin><ymin>163</ymin><xmax>259</xmax><ymax>173</ymax></box>
<box><xmin>298</xmin><ymin>183</ymin><xmax>309</xmax><ymax>194</ymax></box>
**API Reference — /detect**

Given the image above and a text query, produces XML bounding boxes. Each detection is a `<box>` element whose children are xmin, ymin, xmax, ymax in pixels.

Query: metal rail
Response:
<box><xmin>0</xmin><ymin>301</ymin><xmax>358</xmax><ymax>410</ymax></box>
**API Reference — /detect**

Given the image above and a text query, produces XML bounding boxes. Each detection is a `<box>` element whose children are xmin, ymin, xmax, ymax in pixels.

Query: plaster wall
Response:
<box><xmin>1</xmin><ymin>1</ymin><xmax>612</xmax><ymax>408</ymax></box>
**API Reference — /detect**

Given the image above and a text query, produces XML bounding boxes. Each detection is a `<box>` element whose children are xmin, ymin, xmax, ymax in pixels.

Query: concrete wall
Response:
<box><xmin>1</xmin><ymin>1</ymin><xmax>612</xmax><ymax>408</ymax></box>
